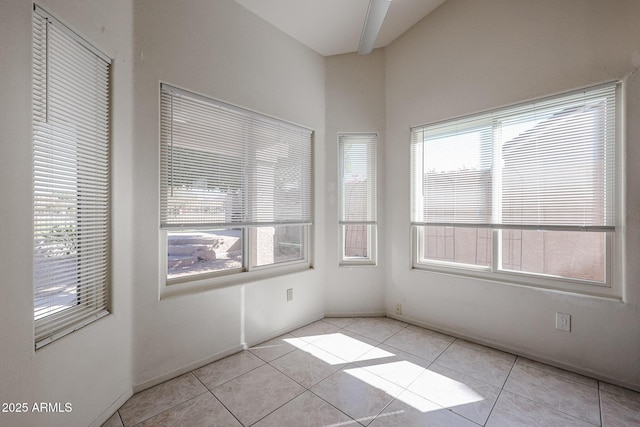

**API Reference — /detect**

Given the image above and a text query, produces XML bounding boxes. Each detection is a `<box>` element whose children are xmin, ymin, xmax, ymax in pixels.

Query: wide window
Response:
<box><xmin>411</xmin><ymin>83</ymin><xmax>617</xmax><ymax>294</ymax></box>
<box><xmin>338</xmin><ymin>133</ymin><xmax>377</xmax><ymax>265</ymax></box>
<box><xmin>32</xmin><ymin>5</ymin><xmax>111</xmax><ymax>348</ymax></box>
<box><xmin>160</xmin><ymin>84</ymin><xmax>312</xmax><ymax>283</ymax></box>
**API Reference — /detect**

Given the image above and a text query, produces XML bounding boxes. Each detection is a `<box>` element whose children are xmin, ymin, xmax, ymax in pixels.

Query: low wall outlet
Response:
<box><xmin>395</xmin><ymin>304</ymin><xmax>402</xmax><ymax>315</ymax></box>
<box><xmin>287</xmin><ymin>288</ymin><xmax>293</xmax><ymax>301</ymax></box>
<box><xmin>556</xmin><ymin>312</ymin><xmax>571</xmax><ymax>332</ymax></box>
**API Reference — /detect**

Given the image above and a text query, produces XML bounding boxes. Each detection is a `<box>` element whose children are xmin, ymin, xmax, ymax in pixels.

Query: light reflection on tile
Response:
<box><xmin>249</xmin><ymin>333</ymin><xmax>302</xmax><ymax>362</ymax></box>
<box><xmin>408</xmin><ymin>363</ymin><xmax>499</xmax><ymax>425</ymax></box>
<box><xmin>271</xmin><ymin>346</ymin><xmax>346</xmax><ymax>388</ymax></box>
<box><xmin>311</xmin><ymin>367</ymin><xmax>402</xmax><ymax>426</ymax></box>
<box><xmin>312</xmin><ymin>331</ymin><xmax>380</xmax><ymax>363</ymax></box>
<box><xmin>371</xmin><ymin>390</ymin><xmax>479</xmax><ymax>427</ymax></box>
<box><xmin>354</xmin><ymin>344</ymin><xmax>431</xmax><ymax>388</ymax></box>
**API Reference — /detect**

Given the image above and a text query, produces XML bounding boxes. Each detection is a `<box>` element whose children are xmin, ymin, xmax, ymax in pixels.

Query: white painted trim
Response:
<box><xmin>89</xmin><ymin>387</ymin><xmax>132</xmax><ymax>427</ymax></box>
<box><xmin>386</xmin><ymin>312</ymin><xmax>640</xmax><ymax>393</ymax></box>
<box><xmin>324</xmin><ymin>311</ymin><xmax>386</xmax><ymax>318</ymax></box>
<box><xmin>132</xmin><ymin>344</ymin><xmax>245</xmax><ymax>393</ymax></box>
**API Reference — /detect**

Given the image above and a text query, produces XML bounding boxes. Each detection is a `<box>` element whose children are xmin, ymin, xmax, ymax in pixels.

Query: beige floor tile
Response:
<box><xmin>253</xmin><ymin>391</ymin><xmax>357</xmax><ymax>427</ymax></box>
<box><xmin>600</xmin><ymin>387</ymin><xmax>640</xmax><ymax>426</ymax></box>
<box><xmin>137</xmin><ymin>393</ymin><xmax>241</xmax><ymax>427</ymax></box>
<box><xmin>193</xmin><ymin>350</ymin><xmax>265</xmax><ymax>390</ymax></box>
<box><xmin>249</xmin><ymin>333</ymin><xmax>303</xmax><ymax>362</ymax></box>
<box><xmin>354</xmin><ymin>343</ymin><xmax>431</xmax><ymax>388</ymax></box>
<box><xmin>118</xmin><ymin>373</ymin><xmax>207</xmax><ymax>427</ymax></box>
<box><xmin>486</xmin><ymin>391</ymin><xmax>595</xmax><ymax>427</ymax></box>
<box><xmin>312</xmin><ymin>330</ymin><xmax>380</xmax><ymax>363</ymax></box>
<box><xmin>323</xmin><ymin>317</ymin><xmax>359</xmax><ymax>328</ymax></box>
<box><xmin>434</xmin><ymin>340</ymin><xmax>515</xmax><ymax>387</ymax></box>
<box><xmin>408</xmin><ymin>363</ymin><xmax>501</xmax><ymax>425</ymax></box>
<box><xmin>101</xmin><ymin>411</ymin><xmax>123</xmax><ymax>427</ymax></box>
<box><xmin>212</xmin><ymin>364</ymin><xmax>305</xmax><ymax>426</ymax></box>
<box><xmin>344</xmin><ymin>317</ymin><xmax>407</xmax><ymax>342</ymax></box>
<box><xmin>289</xmin><ymin>320</ymin><xmax>342</xmax><ymax>343</ymax></box>
<box><xmin>370</xmin><ymin>390</ymin><xmax>479</xmax><ymax>427</ymax></box>
<box><xmin>516</xmin><ymin>357</ymin><xmax>598</xmax><ymax>387</ymax></box>
<box><xmin>504</xmin><ymin>362</ymin><xmax>600</xmax><ymax>425</ymax></box>
<box><xmin>270</xmin><ymin>345</ymin><xmax>346</xmax><ymax>388</ymax></box>
<box><xmin>311</xmin><ymin>365</ymin><xmax>403</xmax><ymax>426</ymax></box>
<box><xmin>383</xmin><ymin>325</ymin><xmax>454</xmax><ymax>362</ymax></box>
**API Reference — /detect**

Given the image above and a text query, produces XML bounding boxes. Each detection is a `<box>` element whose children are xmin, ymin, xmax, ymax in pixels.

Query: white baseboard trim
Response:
<box><xmin>90</xmin><ymin>387</ymin><xmax>133</xmax><ymax>427</ymax></box>
<box><xmin>133</xmin><ymin>344</ymin><xmax>245</xmax><ymax>393</ymax></box>
<box><xmin>132</xmin><ymin>313</ymin><xmax>326</xmax><ymax>394</ymax></box>
<box><xmin>387</xmin><ymin>312</ymin><xmax>640</xmax><ymax>393</ymax></box>
<box><xmin>324</xmin><ymin>310</ymin><xmax>386</xmax><ymax>318</ymax></box>
<box><xmin>245</xmin><ymin>313</ymin><xmax>324</xmax><ymax>348</ymax></box>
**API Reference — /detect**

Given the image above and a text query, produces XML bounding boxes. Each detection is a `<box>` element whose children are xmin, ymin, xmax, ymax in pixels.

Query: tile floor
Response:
<box><xmin>103</xmin><ymin>317</ymin><xmax>640</xmax><ymax>427</ymax></box>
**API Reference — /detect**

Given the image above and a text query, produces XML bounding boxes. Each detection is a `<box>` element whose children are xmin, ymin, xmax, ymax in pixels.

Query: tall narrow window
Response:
<box><xmin>338</xmin><ymin>133</ymin><xmax>377</xmax><ymax>265</ymax></box>
<box><xmin>411</xmin><ymin>83</ymin><xmax>617</xmax><ymax>295</ymax></box>
<box><xmin>32</xmin><ymin>5</ymin><xmax>111</xmax><ymax>348</ymax></box>
<box><xmin>160</xmin><ymin>84</ymin><xmax>312</xmax><ymax>282</ymax></box>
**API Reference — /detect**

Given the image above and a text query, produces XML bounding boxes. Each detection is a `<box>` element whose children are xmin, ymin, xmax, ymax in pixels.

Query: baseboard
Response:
<box><xmin>132</xmin><ymin>313</ymin><xmax>326</xmax><ymax>394</ymax></box>
<box><xmin>245</xmin><ymin>313</ymin><xmax>324</xmax><ymax>348</ymax></box>
<box><xmin>387</xmin><ymin>312</ymin><xmax>640</xmax><ymax>393</ymax></box>
<box><xmin>324</xmin><ymin>310</ymin><xmax>386</xmax><ymax>318</ymax></box>
<box><xmin>89</xmin><ymin>387</ymin><xmax>133</xmax><ymax>427</ymax></box>
<box><xmin>133</xmin><ymin>344</ymin><xmax>245</xmax><ymax>393</ymax></box>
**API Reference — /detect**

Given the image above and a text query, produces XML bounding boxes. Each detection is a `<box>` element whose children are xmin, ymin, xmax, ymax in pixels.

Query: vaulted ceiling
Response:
<box><xmin>233</xmin><ymin>0</ymin><xmax>447</xmax><ymax>56</ymax></box>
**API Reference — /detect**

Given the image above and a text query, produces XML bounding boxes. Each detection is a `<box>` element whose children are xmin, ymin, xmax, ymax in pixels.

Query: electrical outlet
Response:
<box><xmin>556</xmin><ymin>312</ymin><xmax>571</xmax><ymax>332</ymax></box>
<box><xmin>395</xmin><ymin>304</ymin><xmax>402</xmax><ymax>315</ymax></box>
<box><xmin>287</xmin><ymin>288</ymin><xmax>293</xmax><ymax>302</ymax></box>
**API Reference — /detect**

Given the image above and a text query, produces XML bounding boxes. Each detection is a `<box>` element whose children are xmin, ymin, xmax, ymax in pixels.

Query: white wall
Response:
<box><xmin>324</xmin><ymin>51</ymin><xmax>386</xmax><ymax>316</ymax></box>
<box><xmin>384</xmin><ymin>0</ymin><xmax>640</xmax><ymax>390</ymax></box>
<box><xmin>132</xmin><ymin>0</ymin><xmax>327</xmax><ymax>388</ymax></box>
<box><xmin>0</xmin><ymin>0</ymin><xmax>135</xmax><ymax>426</ymax></box>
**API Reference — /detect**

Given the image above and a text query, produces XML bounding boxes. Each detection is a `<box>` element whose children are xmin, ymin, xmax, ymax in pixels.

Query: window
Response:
<box><xmin>160</xmin><ymin>84</ymin><xmax>312</xmax><ymax>283</ymax></box>
<box><xmin>411</xmin><ymin>83</ymin><xmax>617</xmax><ymax>294</ymax></box>
<box><xmin>32</xmin><ymin>5</ymin><xmax>111</xmax><ymax>348</ymax></box>
<box><xmin>338</xmin><ymin>133</ymin><xmax>377</xmax><ymax>265</ymax></box>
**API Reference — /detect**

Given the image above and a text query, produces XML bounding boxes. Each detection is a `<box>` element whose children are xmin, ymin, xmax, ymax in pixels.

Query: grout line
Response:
<box><xmin>598</xmin><ymin>380</ymin><xmax>604</xmax><ymax>427</ymax></box>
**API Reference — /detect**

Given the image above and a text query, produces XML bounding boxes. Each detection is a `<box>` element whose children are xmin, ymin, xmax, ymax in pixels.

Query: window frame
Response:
<box><xmin>32</xmin><ymin>4</ymin><xmax>112</xmax><ymax>348</ymax></box>
<box><xmin>410</xmin><ymin>83</ymin><xmax>621</xmax><ymax>298</ymax></box>
<box><xmin>159</xmin><ymin>84</ymin><xmax>313</xmax><ymax>292</ymax></box>
<box><xmin>338</xmin><ymin>133</ymin><xmax>378</xmax><ymax>266</ymax></box>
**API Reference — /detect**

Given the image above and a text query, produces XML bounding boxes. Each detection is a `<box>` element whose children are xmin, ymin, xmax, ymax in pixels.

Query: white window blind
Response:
<box><xmin>338</xmin><ymin>133</ymin><xmax>377</xmax><ymax>225</ymax></box>
<box><xmin>33</xmin><ymin>5</ymin><xmax>111</xmax><ymax>348</ymax></box>
<box><xmin>411</xmin><ymin>83</ymin><xmax>616</xmax><ymax>232</ymax></box>
<box><xmin>160</xmin><ymin>84</ymin><xmax>313</xmax><ymax>229</ymax></box>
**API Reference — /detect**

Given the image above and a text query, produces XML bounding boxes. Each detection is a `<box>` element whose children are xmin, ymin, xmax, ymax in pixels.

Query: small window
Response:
<box><xmin>160</xmin><ymin>85</ymin><xmax>312</xmax><ymax>284</ymax></box>
<box><xmin>338</xmin><ymin>133</ymin><xmax>377</xmax><ymax>265</ymax></box>
<box><xmin>32</xmin><ymin>5</ymin><xmax>111</xmax><ymax>348</ymax></box>
<box><xmin>411</xmin><ymin>83</ymin><xmax>618</xmax><ymax>295</ymax></box>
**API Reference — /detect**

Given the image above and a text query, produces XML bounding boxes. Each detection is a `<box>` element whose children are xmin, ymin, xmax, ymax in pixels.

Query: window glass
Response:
<box><xmin>167</xmin><ymin>229</ymin><xmax>243</xmax><ymax>280</ymax></box>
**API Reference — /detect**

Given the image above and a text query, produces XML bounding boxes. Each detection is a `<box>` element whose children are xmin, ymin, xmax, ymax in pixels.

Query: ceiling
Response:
<box><xmin>233</xmin><ymin>0</ymin><xmax>447</xmax><ymax>57</ymax></box>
